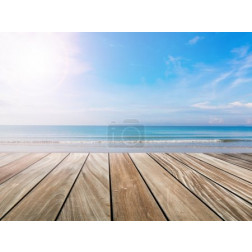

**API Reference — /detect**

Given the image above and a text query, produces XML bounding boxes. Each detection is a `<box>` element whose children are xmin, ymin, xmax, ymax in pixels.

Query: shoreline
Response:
<box><xmin>1</xmin><ymin>143</ymin><xmax>252</xmax><ymax>153</ymax></box>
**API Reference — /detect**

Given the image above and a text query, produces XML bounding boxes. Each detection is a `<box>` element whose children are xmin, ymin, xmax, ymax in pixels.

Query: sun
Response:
<box><xmin>0</xmin><ymin>33</ymin><xmax>69</xmax><ymax>95</ymax></box>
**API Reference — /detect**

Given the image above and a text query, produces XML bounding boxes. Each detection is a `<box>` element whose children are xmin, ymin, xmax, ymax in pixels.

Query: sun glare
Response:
<box><xmin>0</xmin><ymin>33</ymin><xmax>70</xmax><ymax>95</ymax></box>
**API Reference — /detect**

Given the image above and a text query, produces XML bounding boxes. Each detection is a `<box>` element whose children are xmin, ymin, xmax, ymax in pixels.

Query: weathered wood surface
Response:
<box><xmin>0</xmin><ymin>153</ymin><xmax>28</xmax><ymax>167</ymax></box>
<box><xmin>151</xmin><ymin>153</ymin><xmax>251</xmax><ymax>220</ymax></box>
<box><xmin>177</xmin><ymin>153</ymin><xmax>252</xmax><ymax>203</ymax></box>
<box><xmin>188</xmin><ymin>153</ymin><xmax>252</xmax><ymax>183</ymax></box>
<box><xmin>0</xmin><ymin>153</ymin><xmax>48</xmax><ymax>185</ymax></box>
<box><xmin>226</xmin><ymin>153</ymin><xmax>252</xmax><ymax>164</ymax></box>
<box><xmin>0</xmin><ymin>152</ymin><xmax>251</xmax><ymax>221</ymax></box>
<box><xmin>0</xmin><ymin>153</ymin><xmax>68</xmax><ymax>219</ymax></box>
<box><xmin>110</xmin><ymin>153</ymin><xmax>166</xmax><ymax>221</ymax></box>
<box><xmin>206</xmin><ymin>153</ymin><xmax>252</xmax><ymax>171</ymax></box>
<box><xmin>130</xmin><ymin>153</ymin><xmax>221</xmax><ymax>221</ymax></box>
<box><xmin>58</xmin><ymin>153</ymin><xmax>111</xmax><ymax>221</ymax></box>
<box><xmin>2</xmin><ymin>153</ymin><xmax>88</xmax><ymax>221</ymax></box>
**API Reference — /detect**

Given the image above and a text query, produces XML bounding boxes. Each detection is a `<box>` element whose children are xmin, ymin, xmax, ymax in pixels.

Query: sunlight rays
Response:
<box><xmin>0</xmin><ymin>33</ymin><xmax>86</xmax><ymax>95</ymax></box>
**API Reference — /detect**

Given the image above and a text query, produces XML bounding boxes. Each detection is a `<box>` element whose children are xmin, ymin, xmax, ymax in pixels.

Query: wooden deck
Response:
<box><xmin>0</xmin><ymin>152</ymin><xmax>251</xmax><ymax>221</ymax></box>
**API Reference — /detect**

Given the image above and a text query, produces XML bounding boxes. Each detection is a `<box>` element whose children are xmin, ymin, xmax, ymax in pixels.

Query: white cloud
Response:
<box><xmin>188</xmin><ymin>36</ymin><xmax>203</xmax><ymax>45</ymax></box>
<box><xmin>231</xmin><ymin>45</ymin><xmax>249</xmax><ymax>58</ymax></box>
<box><xmin>229</xmin><ymin>101</ymin><xmax>252</xmax><ymax>108</ymax></box>
<box><xmin>233</xmin><ymin>54</ymin><xmax>252</xmax><ymax>77</ymax></box>
<box><xmin>192</xmin><ymin>102</ymin><xmax>218</xmax><ymax>109</ymax></box>
<box><xmin>192</xmin><ymin>101</ymin><xmax>252</xmax><ymax>110</ymax></box>
<box><xmin>230</xmin><ymin>77</ymin><xmax>252</xmax><ymax>88</ymax></box>
<box><xmin>210</xmin><ymin>72</ymin><xmax>232</xmax><ymax>87</ymax></box>
<box><xmin>208</xmin><ymin>117</ymin><xmax>224</xmax><ymax>125</ymax></box>
<box><xmin>165</xmin><ymin>56</ymin><xmax>186</xmax><ymax>75</ymax></box>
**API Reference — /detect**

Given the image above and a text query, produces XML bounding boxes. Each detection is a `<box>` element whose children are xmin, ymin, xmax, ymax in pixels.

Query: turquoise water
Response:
<box><xmin>0</xmin><ymin>125</ymin><xmax>252</xmax><ymax>144</ymax></box>
<box><xmin>1</xmin><ymin>125</ymin><xmax>252</xmax><ymax>152</ymax></box>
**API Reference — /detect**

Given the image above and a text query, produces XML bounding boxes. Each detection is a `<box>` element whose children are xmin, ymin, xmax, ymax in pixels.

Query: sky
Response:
<box><xmin>0</xmin><ymin>32</ymin><xmax>252</xmax><ymax>125</ymax></box>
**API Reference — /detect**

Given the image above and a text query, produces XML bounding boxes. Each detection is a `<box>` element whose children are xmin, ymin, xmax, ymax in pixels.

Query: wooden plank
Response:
<box><xmin>226</xmin><ymin>153</ymin><xmax>252</xmax><ymax>163</ymax></box>
<box><xmin>174</xmin><ymin>153</ymin><xmax>252</xmax><ymax>203</ymax></box>
<box><xmin>0</xmin><ymin>153</ymin><xmax>48</xmax><ymax>185</ymax></box>
<box><xmin>189</xmin><ymin>153</ymin><xmax>252</xmax><ymax>183</ymax></box>
<box><xmin>2</xmin><ymin>153</ymin><xmax>88</xmax><ymax>221</ymax></box>
<box><xmin>0</xmin><ymin>153</ymin><xmax>68</xmax><ymax>219</ymax></box>
<box><xmin>206</xmin><ymin>153</ymin><xmax>252</xmax><ymax>171</ymax></box>
<box><xmin>110</xmin><ymin>153</ymin><xmax>166</xmax><ymax>221</ymax></box>
<box><xmin>57</xmin><ymin>153</ymin><xmax>110</xmax><ymax>221</ymax></box>
<box><xmin>0</xmin><ymin>153</ymin><xmax>28</xmax><ymax>167</ymax></box>
<box><xmin>130</xmin><ymin>153</ymin><xmax>220</xmax><ymax>221</ymax></box>
<box><xmin>151</xmin><ymin>153</ymin><xmax>251</xmax><ymax>220</ymax></box>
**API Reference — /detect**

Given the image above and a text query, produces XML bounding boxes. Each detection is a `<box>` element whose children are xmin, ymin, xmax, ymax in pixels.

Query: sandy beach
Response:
<box><xmin>1</xmin><ymin>142</ymin><xmax>252</xmax><ymax>153</ymax></box>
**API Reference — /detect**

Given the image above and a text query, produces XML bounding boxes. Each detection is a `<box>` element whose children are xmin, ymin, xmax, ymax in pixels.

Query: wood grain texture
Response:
<box><xmin>0</xmin><ymin>153</ymin><xmax>28</xmax><ymax>167</ymax></box>
<box><xmin>110</xmin><ymin>153</ymin><xmax>166</xmax><ymax>221</ymax></box>
<box><xmin>206</xmin><ymin>153</ymin><xmax>252</xmax><ymax>171</ymax></box>
<box><xmin>152</xmin><ymin>153</ymin><xmax>251</xmax><ymax>221</ymax></box>
<box><xmin>1</xmin><ymin>152</ymin><xmax>251</xmax><ymax>221</ymax></box>
<box><xmin>130</xmin><ymin>153</ymin><xmax>220</xmax><ymax>221</ymax></box>
<box><xmin>2</xmin><ymin>153</ymin><xmax>88</xmax><ymax>221</ymax></box>
<box><xmin>189</xmin><ymin>153</ymin><xmax>252</xmax><ymax>183</ymax></box>
<box><xmin>178</xmin><ymin>154</ymin><xmax>252</xmax><ymax>203</ymax></box>
<box><xmin>58</xmin><ymin>153</ymin><xmax>110</xmax><ymax>221</ymax></box>
<box><xmin>226</xmin><ymin>153</ymin><xmax>252</xmax><ymax>164</ymax></box>
<box><xmin>0</xmin><ymin>153</ymin><xmax>68</xmax><ymax>219</ymax></box>
<box><xmin>0</xmin><ymin>153</ymin><xmax>48</xmax><ymax>185</ymax></box>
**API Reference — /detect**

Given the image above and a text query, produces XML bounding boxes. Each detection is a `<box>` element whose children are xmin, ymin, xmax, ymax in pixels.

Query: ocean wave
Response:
<box><xmin>0</xmin><ymin>139</ymin><xmax>249</xmax><ymax>144</ymax></box>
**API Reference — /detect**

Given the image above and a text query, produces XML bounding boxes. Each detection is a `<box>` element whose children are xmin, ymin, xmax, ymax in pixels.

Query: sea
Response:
<box><xmin>0</xmin><ymin>125</ymin><xmax>252</xmax><ymax>152</ymax></box>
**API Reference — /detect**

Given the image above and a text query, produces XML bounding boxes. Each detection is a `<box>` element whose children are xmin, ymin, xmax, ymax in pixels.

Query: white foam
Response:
<box><xmin>0</xmin><ymin>139</ymin><xmax>224</xmax><ymax>144</ymax></box>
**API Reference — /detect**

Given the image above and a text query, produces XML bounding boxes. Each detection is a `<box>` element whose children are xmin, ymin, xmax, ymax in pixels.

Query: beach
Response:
<box><xmin>0</xmin><ymin>125</ymin><xmax>252</xmax><ymax>152</ymax></box>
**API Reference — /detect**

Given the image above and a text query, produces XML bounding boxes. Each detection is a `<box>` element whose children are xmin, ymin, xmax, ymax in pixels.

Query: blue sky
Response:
<box><xmin>0</xmin><ymin>32</ymin><xmax>252</xmax><ymax>125</ymax></box>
